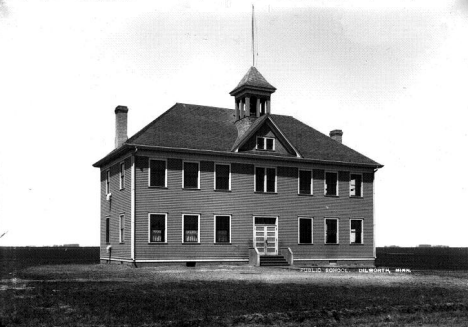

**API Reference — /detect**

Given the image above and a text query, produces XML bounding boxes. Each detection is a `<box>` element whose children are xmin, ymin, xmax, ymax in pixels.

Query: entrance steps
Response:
<box><xmin>260</xmin><ymin>255</ymin><xmax>289</xmax><ymax>267</ymax></box>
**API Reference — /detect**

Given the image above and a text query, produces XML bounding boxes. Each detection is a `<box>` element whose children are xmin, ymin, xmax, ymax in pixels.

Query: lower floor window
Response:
<box><xmin>215</xmin><ymin>215</ymin><xmax>230</xmax><ymax>243</ymax></box>
<box><xmin>350</xmin><ymin>219</ymin><xmax>363</xmax><ymax>244</ymax></box>
<box><xmin>298</xmin><ymin>217</ymin><xmax>313</xmax><ymax>244</ymax></box>
<box><xmin>119</xmin><ymin>215</ymin><xmax>125</xmax><ymax>243</ymax></box>
<box><xmin>105</xmin><ymin>217</ymin><xmax>110</xmax><ymax>243</ymax></box>
<box><xmin>325</xmin><ymin>218</ymin><xmax>339</xmax><ymax>244</ymax></box>
<box><xmin>149</xmin><ymin>214</ymin><xmax>166</xmax><ymax>243</ymax></box>
<box><xmin>183</xmin><ymin>215</ymin><xmax>199</xmax><ymax>243</ymax></box>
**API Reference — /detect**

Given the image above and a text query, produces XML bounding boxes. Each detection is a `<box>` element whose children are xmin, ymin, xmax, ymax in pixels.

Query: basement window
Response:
<box><xmin>149</xmin><ymin>214</ymin><xmax>166</xmax><ymax>243</ymax></box>
<box><xmin>256</xmin><ymin>137</ymin><xmax>275</xmax><ymax>151</ymax></box>
<box><xmin>350</xmin><ymin>174</ymin><xmax>362</xmax><ymax>197</ymax></box>
<box><xmin>325</xmin><ymin>218</ymin><xmax>339</xmax><ymax>244</ymax></box>
<box><xmin>325</xmin><ymin>172</ymin><xmax>338</xmax><ymax>196</ymax></box>
<box><xmin>350</xmin><ymin>219</ymin><xmax>363</xmax><ymax>244</ymax></box>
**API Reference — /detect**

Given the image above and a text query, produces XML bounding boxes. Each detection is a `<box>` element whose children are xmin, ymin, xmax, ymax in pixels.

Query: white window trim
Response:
<box><xmin>349</xmin><ymin>218</ymin><xmax>364</xmax><ymax>244</ymax></box>
<box><xmin>324</xmin><ymin>171</ymin><xmax>339</xmax><ymax>196</ymax></box>
<box><xmin>182</xmin><ymin>161</ymin><xmax>200</xmax><ymax>189</ymax></box>
<box><xmin>182</xmin><ymin>214</ymin><xmax>201</xmax><ymax>243</ymax></box>
<box><xmin>324</xmin><ymin>218</ymin><xmax>339</xmax><ymax>244</ymax></box>
<box><xmin>119</xmin><ymin>214</ymin><xmax>125</xmax><ymax>243</ymax></box>
<box><xmin>349</xmin><ymin>173</ymin><xmax>364</xmax><ymax>197</ymax></box>
<box><xmin>256</xmin><ymin>136</ymin><xmax>276</xmax><ymax>151</ymax></box>
<box><xmin>213</xmin><ymin>215</ymin><xmax>231</xmax><ymax>243</ymax></box>
<box><xmin>254</xmin><ymin>166</ymin><xmax>277</xmax><ymax>193</ymax></box>
<box><xmin>298</xmin><ymin>169</ymin><xmax>313</xmax><ymax>195</ymax></box>
<box><xmin>214</xmin><ymin>163</ymin><xmax>231</xmax><ymax>191</ymax></box>
<box><xmin>148</xmin><ymin>213</ymin><xmax>168</xmax><ymax>244</ymax></box>
<box><xmin>148</xmin><ymin>158</ymin><xmax>167</xmax><ymax>188</ymax></box>
<box><xmin>119</xmin><ymin>162</ymin><xmax>125</xmax><ymax>190</ymax></box>
<box><xmin>105</xmin><ymin>170</ymin><xmax>110</xmax><ymax>194</ymax></box>
<box><xmin>297</xmin><ymin>217</ymin><xmax>313</xmax><ymax>244</ymax></box>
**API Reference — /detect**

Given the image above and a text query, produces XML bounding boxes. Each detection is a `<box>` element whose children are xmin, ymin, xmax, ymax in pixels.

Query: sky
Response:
<box><xmin>0</xmin><ymin>0</ymin><xmax>467</xmax><ymax>247</ymax></box>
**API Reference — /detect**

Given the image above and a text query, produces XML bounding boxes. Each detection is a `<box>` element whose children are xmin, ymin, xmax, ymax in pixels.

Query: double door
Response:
<box><xmin>254</xmin><ymin>217</ymin><xmax>278</xmax><ymax>255</ymax></box>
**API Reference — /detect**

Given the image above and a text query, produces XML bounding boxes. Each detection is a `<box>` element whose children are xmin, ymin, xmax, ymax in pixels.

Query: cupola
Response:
<box><xmin>230</xmin><ymin>66</ymin><xmax>276</xmax><ymax>121</ymax></box>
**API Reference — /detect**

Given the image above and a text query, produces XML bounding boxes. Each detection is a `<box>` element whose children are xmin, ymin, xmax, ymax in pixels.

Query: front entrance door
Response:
<box><xmin>254</xmin><ymin>217</ymin><xmax>278</xmax><ymax>255</ymax></box>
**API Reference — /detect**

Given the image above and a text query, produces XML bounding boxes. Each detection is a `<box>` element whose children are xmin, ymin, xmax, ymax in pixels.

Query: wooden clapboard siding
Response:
<box><xmin>100</xmin><ymin>157</ymin><xmax>132</xmax><ymax>259</ymax></box>
<box><xmin>132</xmin><ymin>150</ymin><xmax>375</xmax><ymax>262</ymax></box>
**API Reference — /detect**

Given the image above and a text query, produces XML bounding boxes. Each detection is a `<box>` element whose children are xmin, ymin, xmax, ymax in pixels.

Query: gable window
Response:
<box><xmin>183</xmin><ymin>214</ymin><xmax>200</xmax><ymax>243</ymax></box>
<box><xmin>298</xmin><ymin>217</ymin><xmax>313</xmax><ymax>244</ymax></box>
<box><xmin>119</xmin><ymin>214</ymin><xmax>125</xmax><ymax>243</ymax></box>
<box><xmin>325</xmin><ymin>218</ymin><xmax>339</xmax><ymax>244</ymax></box>
<box><xmin>350</xmin><ymin>219</ymin><xmax>363</xmax><ymax>244</ymax></box>
<box><xmin>149</xmin><ymin>214</ymin><xmax>166</xmax><ymax>243</ymax></box>
<box><xmin>298</xmin><ymin>170</ymin><xmax>312</xmax><ymax>195</ymax></box>
<box><xmin>106</xmin><ymin>170</ymin><xmax>110</xmax><ymax>194</ymax></box>
<box><xmin>255</xmin><ymin>167</ymin><xmax>276</xmax><ymax>193</ymax></box>
<box><xmin>325</xmin><ymin>172</ymin><xmax>338</xmax><ymax>196</ymax></box>
<box><xmin>183</xmin><ymin>162</ymin><xmax>199</xmax><ymax>189</ymax></box>
<box><xmin>105</xmin><ymin>217</ymin><xmax>110</xmax><ymax>243</ymax></box>
<box><xmin>119</xmin><ymin>162</ymin><xmax>125</xmax><ymax>190</ymax></box>
<box><xmin>256</xmin><ymin>137</ymin><xmax>275</xmax><ymax>151</ymax></box>
<box><xmin>215</xmin><ymin>215</ymin><xmax>230</xmax><ymax>243</ymax></box>
<box><xmin>149</xmin><ymin>159</ymin><xmax>166</xmax><ymax>187</ymax></box>
<box><xmin>350</xmin><ymin>174</ymin><xmax>362</xmax><ymax>197</ymax></box>
<box><xmin>215</xmin><ymin>164</ymin><xmax>230</xmax><ymax>191</ymax></box>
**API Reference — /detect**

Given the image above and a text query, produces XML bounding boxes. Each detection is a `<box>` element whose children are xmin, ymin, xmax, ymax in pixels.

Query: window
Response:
<box><xmin>119</xmin><ymin>162</ymin><xmax>125</xmax><ymax>190</ymax></box>
<box><xmin>183</xmin><ymin>162</ymin><xmax>199</xmax><ymax>189</ymax></box>
<box><xmin>183</xmin><ymin>214</ymin><xmax>199</xmax><ymax>243</ymax></box>
<box><xmin>106</xmin><ymin>170</ymin><xmax>110</xmax><ymax>194</ymax></box>
<box><xmin>255</xmin><ymin>167</ymin><xmax>276</xmax><ymax>193</ymax></box>
<box><xmin>215</xmin><ymin>164</ymin><xmax>230</xmax><ymax>190</ymax></box>
<box><xmin>256</xmin><ymin>137</ymin><xmax>275</xmax><ymax>151</ymax></box>
<box><xmin>215</xmin><ymin>215</ymin><xmax>230</xmax><ymax>243</ymax></box>
<box><xmin>105</xmin><ymin>217</ymin><xmax>110</xmax><ymax>243</ymax></box>
<box><xmin>350</xmin><ymin>219</ymin><xmax>363</xmax><ymax>244</ymax></box>
<box><xmin>298</xmin><ymin>218</ymin><xmax>313</xmax><ymax>244</ymax></box>
<box><xmin>149</xmin><ymin>214</ymin><xmax>166</xmax><ymax>243</ymax></box>
<box><xmin>298</xmin><ymin>170</ymin><xmax>312</xmax><ymax>195</ymax></box>
<box><xmin>350</xmin><ymin>174</ymin><xmax>362</xmax><ymax>197</ymax></box>
<box><xmin>325</xmin><ymin>218</ymin><xmax>339</xmax><ymax>244</ymax></box>
<box><xmin>149</xmin><ymin>159</ymin><xmax>166</xmax><ymax>187</ymax></box>
<box><xmin>325</xmin><ymin>172</ymin><xmax>338</xmax><ymax>196</ymax></box>
<box><xmin>119</xmin><ymin>214</ymin><xmax>125</xmax><ymax>243</ymax></box>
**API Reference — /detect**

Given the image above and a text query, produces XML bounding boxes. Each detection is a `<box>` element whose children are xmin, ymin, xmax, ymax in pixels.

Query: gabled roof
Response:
<box><xmin>93</xmin><ymin>103</ymin><xmax>383</xmax><ymax>168</ymax></box>
<box><xmin>230</xmin><ymin>66</ymin><xmax>276</xmax><ymax>95</ymax></box>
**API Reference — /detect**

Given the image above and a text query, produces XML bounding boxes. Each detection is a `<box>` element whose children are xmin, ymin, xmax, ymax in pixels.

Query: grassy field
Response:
<box><xmin>1</xmin><ymin>264</ymin><xmax>468</xmax><ymax>326</ymax></box>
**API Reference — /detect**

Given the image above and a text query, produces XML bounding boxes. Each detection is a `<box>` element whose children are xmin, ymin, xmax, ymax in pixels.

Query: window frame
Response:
<box><xmin>148</xmin><ymin>158</ymin><xmax>167</xmax><ymax>188</ymax></box>
<box><xmin>298</xmin><ymin>169</ymin><xmax>313</xmax><ymax>195</ymax></box>
<box><xmin>119</xmin><ymin>162</ymin><xmax>125</xmax><ymax>190</ymax></box>
<box><xmin>350</xmin><ymin>218</ymin><xmax>364</xmax><ymax>245</ymax></box>
<box><xmin>297</xmin><ymin>217</ymin><xmax>313</xmax><ymax>244</ymax></box>
<box><xmin>324</xmin><ymin>171</ymin><xmax>339</xmax><ymax>196</ymax></box>
<box><xmin>119</xmin><ymin>214</ymin><xmax>125</xmax><ymax>243</ymax></box>
<box><xmin>254</xmin><ymin>166</ymin><xmax>277</xmax><ymax>193</ymax></box>
<box><xmin>148</xmin><ymin>213</ymin><xmax>167</xmax><ymax>244</ymax></box>
<box><xmin>105</xmin><ymin>170</ymin><xmax>110</xmax><ymax>194</ymax></box>
<box><xmin>214</xmin><ymin>163</ymin><xmax>231</xmax><ymax>191</ymax></box>
<box><xmin>182</xmin><ymin>161</ymin><xmax>200</xmax><ymax>189</ymax></box>
<box><xmin>256</xmin><ymin>136</ymin><xmax>275</xmax><ymax>151</ymax></box>
<box><xmin>182</xmin><ymin>214</ymin><xmax>200</xmax><ymax>243</ymax></box>
<box><xmin>324</xmin><ymin>218</ymin><xmax>339</xmax><ymax>244</ymax></box>
<box><xmin>214</xmin><ymin>215</ymin><xmax>231</xmax><ymax>244</ymax></box>
<box><xmin>105</xmin><ymin>216</ymin><xmax>110</xmax><ymax>244</ymax></box>
<box><xmin>350</xmin><ymin>173</ymin><xmax>363</xmax><ymax>197</ymax></box>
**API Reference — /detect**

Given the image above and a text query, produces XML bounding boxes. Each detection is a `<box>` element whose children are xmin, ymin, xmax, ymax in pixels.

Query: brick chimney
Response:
<box><xmin>329</xmin><ymin>129</ymin><xmax>343</xmax><ymax>143</ymax></box>
<box><xmin>115</xmin><ymin>105</ymin><xmax>128</xmax><ymax>148</ymax></box>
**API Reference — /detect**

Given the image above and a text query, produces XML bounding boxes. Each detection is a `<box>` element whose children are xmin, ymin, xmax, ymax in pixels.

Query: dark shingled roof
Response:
<box><xmin>230</xmin><ymin>66</ymin><xmax>276</xmax><ymax>95</ymax></box>
<box><xmin>94</xmin><ymin>103</ymin><xmax>382</xmax><ymax>168</ymax></box>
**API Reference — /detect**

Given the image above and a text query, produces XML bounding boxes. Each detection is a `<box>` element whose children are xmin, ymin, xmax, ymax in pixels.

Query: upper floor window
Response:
<box><xmin>149</xmin><ymin>213</ymin><xmax>166</xmax><ymax>243</ymax></box>
<box><xmin>298</xmin><ymin>170</ymin><xmax>312</xmax><ymax>195</ymax></box>
<box><xmin>350</xmin><ymin>174</ymin><xmax>362</xmax><ymax>197</ymax></box>
<box><xmin>119</xmin><ymin>162</ymin><xmax>125</xmax><ymax>190</ymax></box>
<box><xmin>183</xmin><ymin>162</ymin><xmax>200</xmax><ymax>189</ymax></box>
<box><xmin>119</xmin><ymin>214</ymin><xmax>125</xmax><ymax>243</ymax></box>
<box><xmin>350</xmin><ymin>219</ymin><xmax>363</xmax><ymax>244</ymax></box>
<box><xmin>106</xmin><ymin>170</ymin><xmax>110</xmax><ymax>194</ymax></box>
<box><xmin>149</xmin><ymin>159</ymin><xmax>166</xmax><ymax>187</ymax></box>
<box><xmin>325</xmin><ymin>172</ymin><xmax>338</xmax><ymax>196</ymax></box>
<box><xmin>256</xmin><ymin>137</ymin><xmax>275</xmax><ymax>151</ymax></box>
<box><xmin>215</xmin><ymin>164</ymin><xmax>230</xmax><ymax>191</ymax></box>
<box><xmin>325</xmin><ymin>218</ymin><xmax>339</xmax><ymax>244</ymax></box>
<box><xmin>255</xmin><ymin>167</ymin><xmax>276</xmax><ymax>193</ymax></box>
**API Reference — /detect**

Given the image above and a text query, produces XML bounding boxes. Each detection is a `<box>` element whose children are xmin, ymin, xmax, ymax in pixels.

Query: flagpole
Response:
<box><xmin>252</xmin><ymin>4</ymin><xmax>255</xmax><ymax>67</ymax></box>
